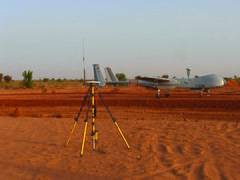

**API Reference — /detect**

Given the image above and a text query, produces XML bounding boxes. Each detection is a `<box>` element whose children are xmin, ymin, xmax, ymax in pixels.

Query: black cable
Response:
<box><xmin>95</xmin><ymin>86</ymin><xmax>116</xmax><ymax>122</ymax></box>
<box><xmin>75</xmin><ymin>87</ymin><xmax>91</xmax><ymax>122</ymax></box>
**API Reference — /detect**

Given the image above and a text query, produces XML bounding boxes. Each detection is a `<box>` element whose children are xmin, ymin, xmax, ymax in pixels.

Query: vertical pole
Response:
<box><xmin>91</xmin><ymin>84</ymin><xmax>97</xmax><ymax>150</ymax></box>
<box><xmin>83</xmin><ymin>39</ymin><xmax>86</xmax><ymax>88</ymax></box>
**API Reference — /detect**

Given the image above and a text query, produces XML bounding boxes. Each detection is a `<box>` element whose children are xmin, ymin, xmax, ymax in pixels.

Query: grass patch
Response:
<box><xmin>0</xmin><ymin>80</ymin><xmax>84</xmax><ymax>90</ymax></box>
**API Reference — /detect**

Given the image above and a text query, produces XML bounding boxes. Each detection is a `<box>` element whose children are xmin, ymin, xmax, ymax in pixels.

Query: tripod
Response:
<box><xmin>65</xmin><ymin>82</ymin><xmax>130</xmax><ymax>157</ymax></box>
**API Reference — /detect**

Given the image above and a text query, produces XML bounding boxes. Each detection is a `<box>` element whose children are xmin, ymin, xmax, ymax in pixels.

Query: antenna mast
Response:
<box><xmin>83</xmin><ymin>39</ymin><xmax>86</xmax><ymax>87</ymax></box>
<box><xmin>186</xmin><ymin>67</ymin><xmax>192</xmax><ymax>80</ymax></box>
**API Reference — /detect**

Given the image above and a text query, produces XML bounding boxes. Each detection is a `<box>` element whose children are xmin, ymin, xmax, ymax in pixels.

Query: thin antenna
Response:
<box><xmin>83</xmin><ymin>39</ymin><xmax>86</xmax><ymax>87</ymax></box>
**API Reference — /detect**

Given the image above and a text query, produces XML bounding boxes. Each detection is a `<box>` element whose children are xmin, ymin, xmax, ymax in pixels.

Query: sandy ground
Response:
<box><xmin>0</xmin><ymin>86</ymin><xmax>240</xmax><ymax>179</ymax></box>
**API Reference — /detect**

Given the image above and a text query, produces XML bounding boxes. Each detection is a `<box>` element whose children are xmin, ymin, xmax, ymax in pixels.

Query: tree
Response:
<box><xmin>79</xmin><ymin>78</ymin><xmax>84</xmax><ymax>83</ymax></box>
<box><xmin>43</xmin><ymin>78</ymin><xmax>49</xmax><ymax>82</ymax></box>
<box><xmin>4</xmin><ymin>75</ymin><xmax>12</xmax><ymax>83</ymax></box>
<box><xmin>22</xmin><ymin>70</ymin><xmax>33</xmax><ymax>88</ymax></box>
<box><xmin>116</xmin><ymin>73</ymin><xmax>127</xmax><ymax>81</ymax></box>
<box><xmin>0</xmin><ymin>73</ymin><xmax>3</xmax><ymax>82</ymax></box>
<box><xmin>161</xmin><ymin>74</ymin><xmax>169</xmax><ymax>78</ymax></box>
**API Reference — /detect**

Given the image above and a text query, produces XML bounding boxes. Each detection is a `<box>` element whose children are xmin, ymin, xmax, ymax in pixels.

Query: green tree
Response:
<box><xmin>57</xmin><ymin>78</ymin><xmax>62</xmax><ymax>82</ymax></box>
<box><xmin>22</xmin><ymin>70</ymin><xmax>33</xmax><ymax>88</ymax></box>
<box><xmin>116</xmin><ymin>73</ymin><xmax>127</xmax><ymax>81</ymax></box>
<box><xmin>4</xmin><ymin>75</ymin><xmax>12</xmax><ymax>83</ymax></box>
<box><xmin>0</xmin><ymin>73</ymin><xmax>3</xmax><ymax>82</ymax></box>
<box><xmin>43</xmin><ymin>78</ymin><xmax>49</xmax><ymax>82</ymax></box>
<box><xmin>161</xmin><ymin>74</ymin><xmax>169</xmax><ymax>78</ymax></box>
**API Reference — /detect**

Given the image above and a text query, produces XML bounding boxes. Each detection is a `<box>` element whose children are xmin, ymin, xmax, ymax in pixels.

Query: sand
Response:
<box><xmin>0</xmin><ymin>86</ymin><xmax>239</xmax><ymax>179</ymax></box>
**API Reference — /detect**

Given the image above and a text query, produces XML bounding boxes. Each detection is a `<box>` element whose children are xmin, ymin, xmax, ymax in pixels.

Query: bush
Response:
<box><xmin>79</xmin><ymin>78</ymin><xmax>84</xmax><ymax>83</ymax></box>
<box><xmin>4</xmin><ymin>75</ymin><xmax>12</xmax><ymax>83</ymax></box>
<box><xmin>22</xmin><ymin>70</ymin><xmax>33</xmax><ymax>88</ymax></box>
<box><xmin>43</xmin><ymin>78</ymin><xmax>49</xmax><ymax>82</ymax></box>
<box><xmin>0</xmin><ymin>73</ymin><xmax>3</xmax><ymax>82</ymax></box>
<box><xmin>57</xmin><ymin>78</ymin><xmax>62</xmax><ymax>82</ymax></box>
<box><xmin>161</xmin><ymin>74</ymin><xmax>169</xmax><ymax>78</ymax></box>
<box><xmin>116</xmin><ymin>73</ymin><xmax>127</xmax><ymax>81</ymax></box>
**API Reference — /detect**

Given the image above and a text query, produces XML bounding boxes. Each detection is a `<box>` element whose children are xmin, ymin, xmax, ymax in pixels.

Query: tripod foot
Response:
<box><xmin>114</xmin><ymin>122</ymin><xmax>131</xmax><ymax>149</ymax></box>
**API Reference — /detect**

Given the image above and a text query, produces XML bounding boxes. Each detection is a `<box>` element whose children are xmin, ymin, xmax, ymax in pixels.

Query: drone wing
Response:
<box><xmin>135</xmin><ymin>76</ymin><xmax>171</xmax><ymax>83</ymax></box>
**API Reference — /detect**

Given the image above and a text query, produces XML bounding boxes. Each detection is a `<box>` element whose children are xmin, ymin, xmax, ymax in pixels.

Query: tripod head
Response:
<box><xmin>86</xmin><ymin>81</ymin><xmax>100</xmax><ymax>86</ymax></box>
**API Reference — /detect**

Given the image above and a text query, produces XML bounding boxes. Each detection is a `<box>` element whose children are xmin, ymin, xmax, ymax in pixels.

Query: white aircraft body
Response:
<box><xmin>136</xmin><ymin>69</ymin><xmax>226</xmax><ymax>98</ymax></box>
<box><xmin>176</xmin><ymin>74</ymin><xmax>226</xmax><ymax>90</ymax></box>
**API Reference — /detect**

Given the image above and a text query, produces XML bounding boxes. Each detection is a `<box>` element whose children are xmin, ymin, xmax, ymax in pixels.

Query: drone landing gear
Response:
<box><xmin>156</xmin><ymin>89</ymin><xmax>170</xmax><ymax>98</ymax></box>
<box><xmin>165</xmin><ymin>89</ymin><xmax>170</xmax><ymax>98</ymax></box>
<box><xmin>156</xmin><ymin>89</ymin><xmax>161</xmax><ymax>98</ymax></box>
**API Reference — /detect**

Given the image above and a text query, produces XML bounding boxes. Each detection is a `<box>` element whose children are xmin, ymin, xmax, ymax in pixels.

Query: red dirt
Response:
<box><xmin>0</xmin><ymin>86</ymin><xmax>240</xmax><ymax>110</ymax></box>
<box><xmin>12</xmin><ymin>107</ymin><xmax>23</xmax><ymax>117</ymax></box>
<box><xmin>0</xmin><ymin>85</ymin><xmax>240</xmax><ymax>179</ymax></box>
<box><xmin>226</xmin><ymin>79</ymin><xmax>240</xmax><ymax>87</ymax></box>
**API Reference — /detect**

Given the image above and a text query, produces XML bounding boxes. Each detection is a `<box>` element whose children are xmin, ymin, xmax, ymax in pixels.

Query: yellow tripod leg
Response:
<box><xmin>91</xmin><ymin>85</ymin><xmax>97</xmax><ymax>150</ymax></box>
<box><xmin>114</xmin><ymin>122</ymin><xmax>130</xmax><ymax>149</ymax></box>
<box><xmin>65</xmin><ymin>122</ymin><xmax>77</xmax><ymax>146</ymax></box>
<box><xmin>80</xmin><ymin>121</ymin><xmax>88</xmax><ymax>156</ymax></box>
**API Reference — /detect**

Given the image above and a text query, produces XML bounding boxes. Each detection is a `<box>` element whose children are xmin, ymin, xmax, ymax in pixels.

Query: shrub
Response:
<box><xmin>0</xmin><ymin>73</ymin><xmax>3</xmax><ymax>82</ymax></box>
<box><xmin>161</xmin><ymin>74</ymin><xmax>169</xmax><ymax>78</ymax></box>
<box><xmin>22</xmin><ymin>70</ymin><xmax>33</xmax><ymax>88</ymax></box>
<box><xmin>116</xmin><ymin>73</ymin><xmax>127</xmax><ymax>81</ymax></box>
<box><xmin>43</xmin><ymin>78</ymin><xmax>49</xmax><ymax>82</ymax></box>
<box><xmin>4</xmin><ymin>75</ymin><xmax>12</xmax><ymax>83</ymax></box>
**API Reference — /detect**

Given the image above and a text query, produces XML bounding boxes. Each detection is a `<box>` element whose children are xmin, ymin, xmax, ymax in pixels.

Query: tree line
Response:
<box><xmin>2</xmin><ymin>70</ymin><xmax>238</xmax><ymax>89</ymax></box>
<box><xmin>0</xmin><ymin>71</ymin><xmax>128</xmax><ymax>89</ymax></box>
<box><xmin>0</xmin><ymin>71</ymin><xmax>33</xmax><ymax>88</ymax></box>
<box><xmin>0</xmin><ymin>73</ymin><xmax>12</xmax><ymax>83</ymax></box>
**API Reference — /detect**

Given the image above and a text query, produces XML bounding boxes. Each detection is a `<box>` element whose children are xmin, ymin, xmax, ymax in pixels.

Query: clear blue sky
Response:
<box><xmin>1</xmin><ymin>0</ymin><xmax>240</xmax><ymax>80</ymax></box>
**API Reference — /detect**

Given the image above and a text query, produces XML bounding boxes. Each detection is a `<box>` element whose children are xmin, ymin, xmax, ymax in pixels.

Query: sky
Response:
<box><xmin>0</xmin><ymin>0</ymin><xmax>240</xmax><ymax>80</ymax></box>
